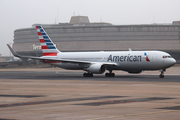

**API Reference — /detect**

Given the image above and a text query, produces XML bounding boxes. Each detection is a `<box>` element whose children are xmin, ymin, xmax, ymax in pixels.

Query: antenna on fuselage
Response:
<box><xmin>129</xmin><ymin>48</ymin><xmax>132</xmax><ymax>51</ymax></box>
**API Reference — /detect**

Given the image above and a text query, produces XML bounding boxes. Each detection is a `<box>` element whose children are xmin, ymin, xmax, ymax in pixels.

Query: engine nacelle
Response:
<box><xmin>87</xmin><ymin>63</ymin><xmax>106</xmax><ymax>74</ymax></box>
<box><xmin>127</xmin><ymin>70</ymin><xmax>142</xmax><ymax>74</ymax></box>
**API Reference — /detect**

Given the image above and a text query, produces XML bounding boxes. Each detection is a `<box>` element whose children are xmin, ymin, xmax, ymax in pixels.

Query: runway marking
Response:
<box><xmin>0</xmin><ymin>96</ymin><xmax>125</xmax><ymax>108</ymax></box>
<box><xmin>76</xmin><ymin>97</ymin><xmax>173</xmax><ymax>106</ymax></box>
<box><xmin>85</xmin><ymin>110</ymin><xmax>180</xmax><ymax>120</ymax></box>
<box><xmin>0</xmin><ymin>94</ymin><xmax>44</xmax><ymax>98</ymax></box>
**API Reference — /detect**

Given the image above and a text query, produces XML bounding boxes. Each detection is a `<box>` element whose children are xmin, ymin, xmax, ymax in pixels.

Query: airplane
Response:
<box><xmin>7</xmin><ymin>25</ymin><xmax>176</xmax><ymax>78</ymax></box>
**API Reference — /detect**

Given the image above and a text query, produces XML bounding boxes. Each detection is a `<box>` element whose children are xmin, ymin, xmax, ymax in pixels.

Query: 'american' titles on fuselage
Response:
<box><xmin>107</xmin><ymin>54</ymin><xmax>142</xmax><ymax>62</ymax></box>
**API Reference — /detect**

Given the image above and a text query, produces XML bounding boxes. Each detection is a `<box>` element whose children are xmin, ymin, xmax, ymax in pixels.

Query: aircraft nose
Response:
<box><xmin>172</xmin><ymin>58</ymin><xmax>176</xmax><ymax>65</ymax></box>
<box><xmin>169</xmin><ymin>58</ymin><xmax>176</xmax><ymax>66</ymax></box>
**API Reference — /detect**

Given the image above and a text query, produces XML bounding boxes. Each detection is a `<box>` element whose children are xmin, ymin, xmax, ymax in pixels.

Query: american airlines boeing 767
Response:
<box><xmin>7</xmin><ymin>26</ymin><xmax>176</xmax><ymax>78</ymax></box>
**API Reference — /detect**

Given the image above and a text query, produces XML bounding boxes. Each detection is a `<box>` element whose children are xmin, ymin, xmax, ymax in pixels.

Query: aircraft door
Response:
<box><xmin>150</xmin><ymin>55</ymin><xmax>155</xmax><ymax>62</ymax></box>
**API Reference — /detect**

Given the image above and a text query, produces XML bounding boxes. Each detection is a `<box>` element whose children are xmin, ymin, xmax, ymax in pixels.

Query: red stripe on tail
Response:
<box><xmin>38</xmin><ymin>32</ymin><xmax>42</xmax><ymax>36</ymax></box>
<box><xmin>41</xmin><ymin>46</ymin><xmax>48</xmax><ymax>49</ymax></box>
<box><xmin>39</xmin><ymin>39</ymin><xmax>45</xmax><ymax>42</ymax></box>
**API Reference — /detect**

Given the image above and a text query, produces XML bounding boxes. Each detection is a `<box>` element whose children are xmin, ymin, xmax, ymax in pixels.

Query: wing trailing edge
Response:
<box><xmin>7</xmin><ymin>44</ymin><xmax>117</xmax><ymax>66</ymax></box>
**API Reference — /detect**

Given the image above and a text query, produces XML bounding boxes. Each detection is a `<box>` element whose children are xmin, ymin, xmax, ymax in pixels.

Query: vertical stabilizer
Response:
<box><xmin>36</xmin><ymin>26</ymin><xmax>60</xmax><ymax>56</ymax></box>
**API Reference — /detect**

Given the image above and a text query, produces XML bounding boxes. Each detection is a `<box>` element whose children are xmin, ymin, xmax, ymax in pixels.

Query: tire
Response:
<box><xmin>159</xmin><ymin>75</ymin><xmax>164</xmax><ymax>78</ymax></box>
<box><xmin>84</xmin><ymin>73</ymin><xmax>93</xmax><ymax>77</ymax></box>
<box><xmin>105</xmin><ymin>73</ymin><xmax>109</xmax><ymax>77</ymax></box>
<box><xmin>112</xmin><ymin>73</ymin><xmax>115</xmax><ymax>77</ymax></box>
<box><xmin>105</xmin><ymin>73</ymin><xmax>115</xmax><ymax>77</ymax></box>
<box><xmin>90</xmin><ymin>73</ymin><xmax>93</xmax><ymax>77</ymax></box>
<box><xmin>83</xmin><ymin>73</ymin><xmax>87</xmax><ymax>77</ymax></box>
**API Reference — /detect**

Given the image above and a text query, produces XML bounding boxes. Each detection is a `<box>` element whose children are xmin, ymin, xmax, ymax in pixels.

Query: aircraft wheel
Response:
<box><xmin>83</xmin><ymin>73</ymin><xmax>87</xmax><ymax>77</ymax></box>
<box><xmin>89</xmin><ymin>73</ymin><xmax>93</xmax><ymax>77</ymax></box>
<box><xmin>111</xmin><ymin>73</ymin><xmax>115</xmax><ymax>77</ymax></box>
<box><xmin>159</xmin><ymin>74</ymin><xmax>164</xmax><ymax>78</ymax></box>
<box><xmin>105</xmin><ymin>73</ymin><xmax>109</xmax><ymax>77</ymax></box>
<box><xmin>105</xmin><ymin>73</ymin><xmax>115</xmax><ymax>77</ymax></box>
<box><xmin>83</xmin><ymin>73</ymin><xmax>93</xmax><ymax>77</ymax></box>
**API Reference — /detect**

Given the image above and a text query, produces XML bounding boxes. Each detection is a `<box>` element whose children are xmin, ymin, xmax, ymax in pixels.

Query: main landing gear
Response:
<box><xmin>105</xmin><ymin>70</ymin><xmax>115</xmax><ymax>77</ymax></box>
<box><xmin>159</xmin><ymin>69</ymin><xmax>166</xmax><ymax>78</ymax></box>
<box><xmin>83</xmin><ymin>72</ymin><xmax>93</xmax><ymax>77</ymax></box>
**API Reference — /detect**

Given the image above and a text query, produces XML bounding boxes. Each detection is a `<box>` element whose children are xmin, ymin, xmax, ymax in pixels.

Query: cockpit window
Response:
<box><xmin>163</xmin><ymin>56</ymin><xmax>172</xmax><ymax>58</ymax></box>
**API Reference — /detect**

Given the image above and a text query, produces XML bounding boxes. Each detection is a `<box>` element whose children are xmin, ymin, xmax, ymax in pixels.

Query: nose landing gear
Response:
<box><xmin>159</xmin><ymin>69</ymin><xmax>166</xmax><ymax>78</ymax></box>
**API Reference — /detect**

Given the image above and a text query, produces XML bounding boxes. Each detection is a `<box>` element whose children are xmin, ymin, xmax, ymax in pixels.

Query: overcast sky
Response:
<box><xmin>0</xmin><ymin>0</ymin><xmax>180</xmax><ymax>56</ymax></box>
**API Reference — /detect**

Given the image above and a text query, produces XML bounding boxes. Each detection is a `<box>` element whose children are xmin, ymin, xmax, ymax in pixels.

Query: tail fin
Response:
<box><xmin>36</xmin><ymin>25</ymin><xmax>60</xmax><ymax>56</ymax></box>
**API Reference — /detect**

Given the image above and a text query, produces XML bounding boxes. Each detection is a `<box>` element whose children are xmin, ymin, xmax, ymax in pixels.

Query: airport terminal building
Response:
<box><xmin>13</xmin><ymin>16</ymin><xmax>180</xmax><ymax>63</ymax></box>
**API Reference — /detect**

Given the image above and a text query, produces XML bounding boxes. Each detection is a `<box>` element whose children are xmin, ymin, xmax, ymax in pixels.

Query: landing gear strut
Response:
<box><xmin>105</xmin><ymin>70</ymin><xmax>115</xmax><ymax>77</ymax></box>
<box><xmin>159</xmin><ymin>69</ymin><xmax>166</xmax><ymax>78</ymax></box>
<box><xmin>83</xmin><ymin>72</ymin><xmax>93</xmax><ymax>77</ymax></box>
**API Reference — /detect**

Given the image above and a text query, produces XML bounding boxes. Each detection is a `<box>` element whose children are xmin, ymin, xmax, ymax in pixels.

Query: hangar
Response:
<box><xmin>13</xmin><ymin>16</ymin><xmax>180</xmax><ymax>64</ymax></box>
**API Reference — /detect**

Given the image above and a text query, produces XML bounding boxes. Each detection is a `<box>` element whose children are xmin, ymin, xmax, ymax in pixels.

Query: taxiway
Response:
<box><xmin>0</xmin><ymin>66</ymin><xmax>179</xmax><ymax>120</ymax></box>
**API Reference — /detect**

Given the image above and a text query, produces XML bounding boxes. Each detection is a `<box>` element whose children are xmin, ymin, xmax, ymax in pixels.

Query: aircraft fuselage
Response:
<box><xmin>45</xmin><ymin>50</ymin><xmax>176</xmax><ymax>73</ymax></box>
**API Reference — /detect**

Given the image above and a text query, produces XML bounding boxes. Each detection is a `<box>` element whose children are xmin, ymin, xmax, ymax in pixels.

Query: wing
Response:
<box><xmin>7</xmin><ymin>44</ymin><xmax>117</xmax><ymax>66</ymax></box>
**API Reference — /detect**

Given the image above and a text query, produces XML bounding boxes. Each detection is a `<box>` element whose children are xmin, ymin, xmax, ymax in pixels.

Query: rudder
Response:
<box><xmin>36</xmin><ymin>25</ymin><xmax>60</xmax><ymax>56</ymax></box>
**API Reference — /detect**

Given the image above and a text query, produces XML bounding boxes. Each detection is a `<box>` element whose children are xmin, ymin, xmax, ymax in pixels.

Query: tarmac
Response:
<box><xmin>0</xmin><ymin>65</ymin><xmax>179</xmax><ymax>120</ymax></box>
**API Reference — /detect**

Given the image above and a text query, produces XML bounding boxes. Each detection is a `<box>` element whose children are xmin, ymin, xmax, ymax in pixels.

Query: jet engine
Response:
<box><xmin>87</xmin><ymin>63</ymin><xmax>106</xmax><ymax>74</ymax></box>
<box><xmin>127</xmin><ymin>70</ymin><xmax>142</xmax><ymax>74</ymax></box>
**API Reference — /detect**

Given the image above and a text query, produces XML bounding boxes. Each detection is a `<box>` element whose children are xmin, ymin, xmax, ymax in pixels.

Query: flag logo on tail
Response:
<box><xmin>36</xmin><ymin>26</ymin><xmax>60</xmax><ymax>56</ymax></box>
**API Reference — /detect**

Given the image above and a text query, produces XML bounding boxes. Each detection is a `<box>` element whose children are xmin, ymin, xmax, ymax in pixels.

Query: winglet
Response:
<box><xmin>7</xmin><ymin>44</ymin><xmax>20</xmax><ymax>57</ymax></box>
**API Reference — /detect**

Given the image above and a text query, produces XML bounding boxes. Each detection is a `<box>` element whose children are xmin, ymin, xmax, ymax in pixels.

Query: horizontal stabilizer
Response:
<box><xmin>7</xmin><ymin>44</ymin><xmax>19</xmax><ymax>57</ymax></box>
